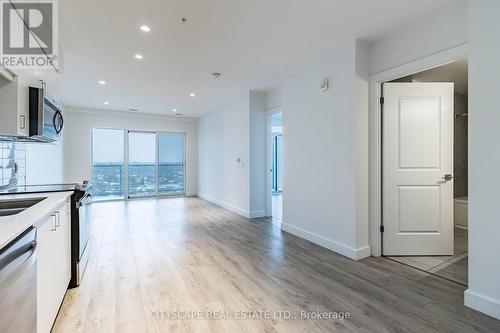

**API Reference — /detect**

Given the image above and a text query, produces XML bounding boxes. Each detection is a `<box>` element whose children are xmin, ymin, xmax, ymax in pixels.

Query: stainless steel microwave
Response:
<box><xmin>28</xmin><ymin>87</ymin><xmax>64</xmax><ymax>142</ymax></box>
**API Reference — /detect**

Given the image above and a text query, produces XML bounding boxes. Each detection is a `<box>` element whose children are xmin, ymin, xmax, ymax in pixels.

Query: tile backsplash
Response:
<box><xmin>0</xmin><ymin>142</ymin><xmax>26</xmax><ymax>190</ymax></box>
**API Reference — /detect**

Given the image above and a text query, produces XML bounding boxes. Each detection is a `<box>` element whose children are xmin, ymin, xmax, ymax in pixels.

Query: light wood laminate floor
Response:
<box><xmin>53</xmin><ymin>197</ymin><xmax>500</xmax><ymax>333</ymax></box>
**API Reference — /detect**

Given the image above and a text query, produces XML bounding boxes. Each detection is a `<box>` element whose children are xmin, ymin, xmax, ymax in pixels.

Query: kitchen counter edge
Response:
<box><xmin>0</xmin><ymin>191</ymin><xmax>74</xmax><ymax>249</ymax></box>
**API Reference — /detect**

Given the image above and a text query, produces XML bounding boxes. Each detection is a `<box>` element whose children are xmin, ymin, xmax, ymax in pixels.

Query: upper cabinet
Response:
<box><xmin>0</xmin><ymin>0</ymin><xmax>62</xmax><ymax>138</ymax></box>
<box><xmin>0</xmin><ymin>69</ymin><xmax>60</xmax><ymax>138</ymax></box>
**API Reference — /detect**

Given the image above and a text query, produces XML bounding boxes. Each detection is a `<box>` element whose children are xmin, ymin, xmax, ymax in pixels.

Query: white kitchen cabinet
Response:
<box><xmin>37</xmin><ymin>198</ymin><xmax>72</xmax><ymax>333</ymax></box>
<box><xmin>0</xmin><ymin>74</ymin><xmax>30</xmax><ymax>137</ymax></box>
<box><xmin>0</xmin><ymin>69</ymin><xmax>60</xmax><ymax>137</ymax></box>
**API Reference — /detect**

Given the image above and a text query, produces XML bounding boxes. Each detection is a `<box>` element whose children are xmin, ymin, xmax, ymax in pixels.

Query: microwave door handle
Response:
<box><xmin>58</xmin><ymin>111</ymin><xmax>64</xmax><ymax>133</ymax></box>
<box><xmin>53</xmin><ymin>110</ymin><xmax>63</xmax><ymax>134</ymax></box>
<box><xmin>52</xmin><ymin>110</ymin><xmax>58</xmax><ymax>133</ymax></box>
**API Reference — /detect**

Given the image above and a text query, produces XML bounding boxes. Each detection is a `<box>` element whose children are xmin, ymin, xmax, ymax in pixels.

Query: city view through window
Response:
<box><xmin>91</xmin><ymin>129</ymin><xmax>185</xmax><ymax>199</ymax></box>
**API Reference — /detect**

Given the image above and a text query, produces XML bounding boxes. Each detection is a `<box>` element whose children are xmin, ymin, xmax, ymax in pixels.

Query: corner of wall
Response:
<box><xmin>249</xmin><ymin>91</ymin><xmax>268</xmax><ymax>216</ymax></box>
<box><xmin>264</xmin><ymin>87</ymin><xmax>283</xmax><ymax>111</ymax></box>
<box><xmin>355</xmin><ymin>39</ymin><xmax>370</xmax><ymax>251</ymax></box>
<box><xmin>465</xmin><ymin>289</ymin><xmax>500</xmax><ymax>320</ymax></box>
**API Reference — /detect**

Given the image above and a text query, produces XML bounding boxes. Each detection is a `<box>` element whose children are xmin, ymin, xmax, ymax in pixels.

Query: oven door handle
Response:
<box><xmin>76</xmin><ymin>193</ymin><xmax>92</xmax><ymax>209</ymax></box>
<box><xmin>0</xmin><ymin>240</ymin><xmax>37</xmax><ymax>292</ymax></box>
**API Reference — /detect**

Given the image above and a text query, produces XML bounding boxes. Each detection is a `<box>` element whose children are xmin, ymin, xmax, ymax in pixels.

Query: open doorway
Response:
<box><xmin>382</xmin><ymin>59</ymin><xmax>468</xmax><ymax>285</ymax></box>
<box><xmin>269</xmin><ymin>112</ymin><xmax>283</xmax><ymax>221</ymax></box>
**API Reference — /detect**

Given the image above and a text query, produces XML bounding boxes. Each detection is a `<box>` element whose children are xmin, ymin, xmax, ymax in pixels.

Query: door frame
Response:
<box><xmin>369</xmin><ymin>43</ymin><xmax>468</xmax><ymax>256</ymax></box>
<box><xmin>271</xmin><ymin>134</ymin><xmax>283</xmax><ymax>193</ymax></box>
<box><xmin>266</xmin><ymin>106</ymin><xmax>283</xmax><ymax>217</ymax></box>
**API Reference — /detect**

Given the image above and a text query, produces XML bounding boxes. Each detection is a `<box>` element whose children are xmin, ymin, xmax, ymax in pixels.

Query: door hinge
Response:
<box><xmin>380</xmin><ymin>96</ymin><xmax>384</xmax><ymax>105</ymax></box>
<box><xmin>380</xmin><ymin>225</ymin><xmax>384</xmax><ymax>233</ymax></box>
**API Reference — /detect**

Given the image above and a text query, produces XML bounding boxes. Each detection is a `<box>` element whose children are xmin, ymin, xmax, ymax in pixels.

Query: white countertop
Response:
<box><xmin>0</xmin><ymin>191</ymin><xmax>73</xmax><ymax>249</ymax></box>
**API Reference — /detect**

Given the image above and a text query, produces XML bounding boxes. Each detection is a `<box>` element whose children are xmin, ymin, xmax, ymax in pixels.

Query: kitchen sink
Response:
<box><xmin>0</xmin><ymin>198</ymin><xmax>47</xmax><ymax>217</ymax></box>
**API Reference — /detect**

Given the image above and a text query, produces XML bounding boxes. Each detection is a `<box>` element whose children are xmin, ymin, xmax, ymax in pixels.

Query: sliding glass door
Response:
<box><xmin>159</xmin><ymin>133</ymin><xmax>185</xmax><ymax>195</ymax></box>
<box><xmin>91</xmin><ymin>128</ymin><xmax>186</xmax><ymax>200</ymax></box>
<box><xmin>91</xmin><ymin>128</ymin><xmax>125</xmax><ymax>200</ymax></box>
<box><xmin>128</xmin><ymin>131</ymin><xmax>157</xmax><ymax>197</ymax></box>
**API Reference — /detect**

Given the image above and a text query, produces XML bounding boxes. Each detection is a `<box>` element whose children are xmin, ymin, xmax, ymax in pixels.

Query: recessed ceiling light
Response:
<box><xmin>189</xmin><ymin>93</ymin><xmax>196</xmax><ymax>98</ymax></box>
<box><xmin>129</xmin><ymin>108</ymin><xmax>139</xmax><ymax>112</ymax></box>
<box><xmin>104</xmin><ymin>102</ymin><xmax>109</xmax><ymax>105</ymax></box>
<box><xmin>98</xmin><ymin>80</ymin><xmax>106</xmax><ymax>85</ymax></box>
<box><xmin>134</xmin><ymin>54</ymin><xmax>143</xmax><ymax>60</ymax></box>
<box><xmin>211</xmin><ymin>72</ymin><xmax>221</xmax><ymax>78</ymax></box>
<box><xmin>172</xmin><ymin>108</ymin><xmax>177</xmax><ymax>112</ymax></box>
<box><xmin>140</xmin><ymin>25</ymin><xmax>151</xmax><ymax>32</ymax></box>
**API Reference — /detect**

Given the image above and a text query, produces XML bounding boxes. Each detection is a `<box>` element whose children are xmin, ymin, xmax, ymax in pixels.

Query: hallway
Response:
<box><xmin>272</xmin><ymin>193</ymin><xmax>282</xmax><ymax>221</ymax></box>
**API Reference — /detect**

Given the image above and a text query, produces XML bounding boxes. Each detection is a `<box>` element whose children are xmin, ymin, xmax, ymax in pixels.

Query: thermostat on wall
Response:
<box><xmin>320</xmin><ymin>77</ymin><xmax>330</xmax><ymax>92</ymax></box>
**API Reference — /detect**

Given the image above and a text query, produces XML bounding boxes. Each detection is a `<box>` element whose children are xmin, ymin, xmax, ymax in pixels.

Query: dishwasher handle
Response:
<box><xmin>0</xmin><ymin>237</ymin><xmax>37</xmax><ymax>292</ymax></box>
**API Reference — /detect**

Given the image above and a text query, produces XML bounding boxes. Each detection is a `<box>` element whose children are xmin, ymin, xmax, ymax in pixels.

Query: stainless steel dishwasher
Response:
<box><xmin>0</xmin><ymin>227</ymin><xmax>37</xmax><ymax>333</ymax></box>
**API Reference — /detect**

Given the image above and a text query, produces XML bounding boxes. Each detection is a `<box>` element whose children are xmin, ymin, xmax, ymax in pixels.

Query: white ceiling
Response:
<box><xmin>59</xmin><ymin>0</ymin><xmax>459</xmax><ymax>117</ymax></box>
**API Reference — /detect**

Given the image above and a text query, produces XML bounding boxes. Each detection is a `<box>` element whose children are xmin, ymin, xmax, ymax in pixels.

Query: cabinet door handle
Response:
<box><xmin>54</xmin><ymin>211</ymin><xmax>60</xmax><ymax>228</ymax></box>
<box><xmin>50</xmin><ymin>214</ymin><xmax>57</xmax><ymax>231</ymax></box>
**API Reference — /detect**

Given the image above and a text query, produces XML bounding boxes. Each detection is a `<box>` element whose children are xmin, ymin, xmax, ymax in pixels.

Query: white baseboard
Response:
<box><xmin>249</xmin><ymin>210</ymin><xmax>266</xmax><ymax>218</ymax></box>
<box><xmin>186</xmin><ymin>192</ymin><xmax>198</xmax><ymax>197</ymax></box>
<box><xmin>465</xmin><ymin>289</ymin><xmax>500</xmax><ymax>320</ymax></box>
<box><xmin>280</xmin><ymin>222</ymin><xmax>371</xmax><ymax>260</ymax></box>
<box><xmin>198</xmin><ymin>193</ymin><xmax>250</xmax><ymax>218</ymax></box>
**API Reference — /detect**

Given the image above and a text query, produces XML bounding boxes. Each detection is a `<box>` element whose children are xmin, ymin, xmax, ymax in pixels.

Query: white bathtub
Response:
<box><xmin>454</xmin><ymin>196</ymin><xmax>468</xmax><ymax>229</ymax></box>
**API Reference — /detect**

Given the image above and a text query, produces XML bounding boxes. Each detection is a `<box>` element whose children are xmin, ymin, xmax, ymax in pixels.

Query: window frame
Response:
<box><xmin>90</xmin><ymin>127</ymin><xmax>187</xmax><ymax>201</ymax></box>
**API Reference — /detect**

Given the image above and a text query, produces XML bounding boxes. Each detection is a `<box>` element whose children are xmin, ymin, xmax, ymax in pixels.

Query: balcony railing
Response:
<box><xmin>91</xmin><ymin>164</ymin><xmax>125</xmax><ymax>199</ymax></box>
<box><xmin>91</xmin><ymin>163</ymin><xmax>184</xmax><ymax>199</ymax></box>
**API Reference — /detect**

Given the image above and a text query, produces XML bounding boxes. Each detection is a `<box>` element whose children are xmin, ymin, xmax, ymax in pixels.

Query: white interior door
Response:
<box><xmin>383</xmin><ymin>82</ymin><xmax>454</xmax><ymax>256</ymax></box>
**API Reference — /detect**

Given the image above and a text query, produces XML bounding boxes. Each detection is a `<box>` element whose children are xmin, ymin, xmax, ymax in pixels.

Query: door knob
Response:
<box><xmin>442</xmin><ymin>174</ymin><xmax>453</xmax><ymax>181</ymax></box>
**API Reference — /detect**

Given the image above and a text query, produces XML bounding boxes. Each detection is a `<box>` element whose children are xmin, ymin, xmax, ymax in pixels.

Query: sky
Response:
<box><xmin>92</xmin><ymin>129</ymin><xmax>184</xmax><ymax>164</ymax></box>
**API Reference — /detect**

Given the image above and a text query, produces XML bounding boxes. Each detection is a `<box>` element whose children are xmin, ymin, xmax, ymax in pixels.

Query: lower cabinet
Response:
<box><xmin>37</xmin><ymin>198</ymin><xmax>72</xmax><ymax>333</ymax></box>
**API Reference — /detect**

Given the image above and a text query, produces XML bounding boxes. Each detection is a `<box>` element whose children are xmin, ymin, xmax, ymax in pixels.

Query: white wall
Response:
<box><xmin>198</xmin><ymin>94</ymin><xmax>251</xmax><ymax>216</ymax></box>
<box><xmin>63</xmin><ymin>107</ymin><xmax>198</xmax><ymax>196</ymax></box>
<box><xmin>280</xmin><ymin>40</ymin><xmax>370</xmax><ymax>260</ymax></box>
<box><xmin>26</xmin><ymin>141</ymin><xmax>64</xmax><ymax>184</ymax></box>
<box><xmin>249</xmin><ymin>91</ymin><xmax>267</xmax><ymax>217</ymax></box>
<box><xmin>355</xmin><ymin>40</ymin><xmax>370</xmax><ymax>249</ymax></box>
<box><xmin>264</xmin><ymin>87</ymin><xmax>283</xmax><ymax>111</ymax></box>
<box><xmin>198</xmin><ymin>91</ymin><xmax>267</xmax><ymax>218</ymax></box>
<box><xmin>368</xmin><ymin>0</ymin><xmax>468</xmax><ymax>75</ymax></box>
<box><xmin>465</xmin><ymin>0</ymin><xmax>500</xmax><ymax>320</ymax></box>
